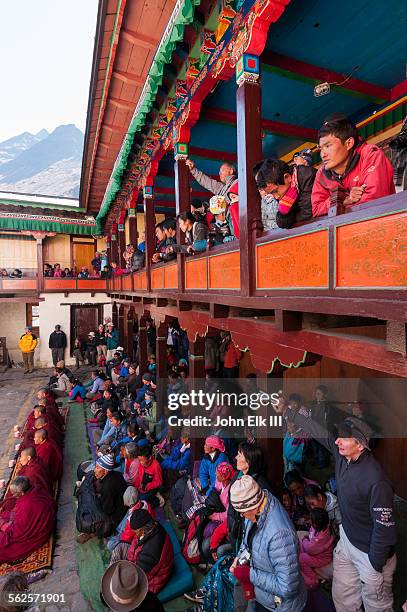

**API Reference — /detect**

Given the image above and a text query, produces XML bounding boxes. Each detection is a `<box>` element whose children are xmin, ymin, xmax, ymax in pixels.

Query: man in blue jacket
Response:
<box><xmin>283</xmin><ymin>406</ymin><xmax>397</xmax><ymax>612</ymax></box>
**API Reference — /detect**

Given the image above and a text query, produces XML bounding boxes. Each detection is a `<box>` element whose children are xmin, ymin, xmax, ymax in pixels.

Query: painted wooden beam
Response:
<box><xmin>113</xmin><ymin>70</ymin><xmax>145</xmax><ymax>86</ymax></box>
<box><xmin>262</xmin><ymin>51</ymin><xmax>391</xmax><ymax>104</ymax></box>
<box><xmin>189</xmin><ymin>145</ymin><xmax>237</xmax><ymax>162</ymax></box>
<box><xmin>121</xmin><ymin>29</ymin><xmax>159</xmax><ymax>50</ymax></box>
<box><xmin>391</xmin><ymin>80</ymin><xmax>407</xmax><ymax>101</ymax></box>
<box><xmin>109</xmin><ymin>97</ymin><xmax>135</xmax><ymax>110</ymax></box>
<box><xmin>202</xmin><ymin>107</ymin><xmax>318</xmax><ymax>141</ymax></box>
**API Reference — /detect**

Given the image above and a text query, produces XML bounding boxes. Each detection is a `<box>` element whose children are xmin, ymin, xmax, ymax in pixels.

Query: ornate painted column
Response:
<box><xmin>143</xmin><ymin>185</ymin><xmax>156</xmax><ymax>291</ymax></box>
<box><xmin>174</xmin><ymin>142</ymin><xmax>190</xmax><ymax>293</ymax></box>
<box><xmin>236</xmin><ymin>53</ymin><xmax>263</xmax><ymax>297</ymax></box>
<box><xmin>117</xmin><ymin>209</ymin><xmax>127</xmax><ymax>268</ymax></box>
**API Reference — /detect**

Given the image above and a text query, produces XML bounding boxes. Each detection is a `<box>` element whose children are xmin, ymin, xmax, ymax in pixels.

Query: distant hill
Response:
<box><xmin>0</xmin><ymin>125</ymin><xmax>83</xmax><ymax>197</ymax></box>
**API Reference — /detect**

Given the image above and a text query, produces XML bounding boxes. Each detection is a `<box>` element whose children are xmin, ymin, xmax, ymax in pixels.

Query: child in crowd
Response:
<box><xmin>299</xmin><ymin>508</ymin><xmax>335</xmax><ymax>589</ymax></box>
<box><xmin>73</xmin><ymin>337</ymin><xmax>84</xmax><ymax>369</ymax></box>
<box><xmin>68</xmin><ymin>378</ymin><xmax>87</xmax><ymax>403</ymax></box>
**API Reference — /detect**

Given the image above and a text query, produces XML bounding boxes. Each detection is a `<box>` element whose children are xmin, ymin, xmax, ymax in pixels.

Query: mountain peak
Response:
<box><xmin>35</xmin><ymin>129</ymin><xmax>49</xmax><ymax>139</ymax></box>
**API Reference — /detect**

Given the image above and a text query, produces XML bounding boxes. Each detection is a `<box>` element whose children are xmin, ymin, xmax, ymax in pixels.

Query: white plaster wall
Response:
<box><xmin>0</xmin><ymin>302</ymin><xmax>29</xmax><ymax>364</ymax></box>
<box><xmin>38</xmin><ymin>293</ymin><xmax>112</xmax><ymax>367</ymax></box>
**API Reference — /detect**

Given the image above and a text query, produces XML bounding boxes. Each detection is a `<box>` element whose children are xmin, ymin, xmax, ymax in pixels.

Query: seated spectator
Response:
<box><xmin>100</xmin><ymin>560</ymin><xmax>165</xmax><ymax>612</ymax></box>
<box><xmin>111</xmin><ymin>262</ymin><xmax>126</xmax><ymax>275</ymax></box>
<box><xmin>135</xmin><ymin>388</ymin><xmax>157</xmax><ymax>433</ymax></box>
<box><xmin>23</xmin><ymin>413</ymin><xmax>63</xmax><ymax>449</ymax></box>
<box><xmin>161</xmin><ymin>429</ymin><xmax>191</xmax><ymax>476</ymax></box>
<box><xmin>186</xmin><ymin>158</ymin><xmax>237</xmax><ymax>204</ymax></box>
<box><xmin>191</xmin><ymin>198</ymin><xmax>214</xmax><ymax>228</ymax></box>
<box><xmin>292</xmin><ymin>148</ymin><xmax>314</xmax><ymax>167</ymax></box>
<box><xmin>51</xmin><ymin>366</ymin><xmax>71</xmax><ymax>397</ymax></box>
<box><xmin>389</xmin><ymin>115</ymin><xmax>407</xmax><ymax>191</ymax></box>
<box><xmin>85</xmin><ymin>332</ymin><xmax>98</xmax><ymax>366</ymax></box>
<box><xmin>91</xmin><ymin>251</ymin><xmax>102</xmax><ymax>276</ymax></box>
<box><xmin>254</xmin><ymin>160</ymin><xmax>279</xmax><ymax>231</ymax></box>
<box><xmin>134</xmin><ymin>443</ymin><xmax>163</xmax><ymax>508</ymax></box>
<box><xmin>101</xmin><ymin>265</ymin><xmax>112</xmax><ymax>279</ymax></box>
<box><xmin>208</xmin><ymin>195</ymin><xmax>232</xmax><ymax>244</ymax></box>
<box><xmin>106</xmin><ymin>487</ymin><xmax>144</xmax><ymax>552</ymax></box>
<box><xmin>304</xmin><ymin>483</ymin><xmax>342</xmax><ymax>535</ymax></box>
<box><xmin>283</xmin><ymin>419</ymin><xmax>307</xmax><ymax>474</ymax></box>
<box><xmin>110</xmin><ymin>509</ymin><xmax>174</xmax><ymax>595</ymax></box>
<box><xmin>63</xmin><ymin>267</ymin><xmax>73</xmax><ymax>277</ymax></box>
<box><xmin>147</xmin><ymin>354</ymin><xmax>157</xmax><ymax>375</ymax></box>
<box><xmin>152</xmin><ymin>218</ymin><xmax>177</xmax><ymax>263</ymax></box>
<box><xmin>53</xmin><ymin>263</ymin><xmax>62</xmax><ymax>278</ymax></box>
<box><xmin>2</xmin><ymin>448</ymin><xmax>52</xmax><ymax>511</ymax></box>
<box><xmin>229</xmin><ymin>475</ymin><xmax>307</xmax><ymax>610</ymax></box>
<box><xmin>69</xmin><ymin>377</ymin><xmax>87</xmax><ymax>403</ymax></box>
<box><xmin>122</xmin><ymin>441</ymin><xmax>140</xmax><ymax>486</ymax></box>
<box><xmin>0</xmin><ymin>476</ymin><xmax>56</xmax><ymax>563</ymax></box>
<box><xmin>312</xmin><ymin>113</ymin><xmax>395</xmax><ymax>216</ymax></box>
<box><xmin>34</xmin><ymin>428</ymin><xmax>63</xmax><ymax>482</ymax></box>
<box><xmin>201</xmin><ymin>462</ymin><xmax>235</xmax><ymax>561</ymax></box>
<box><xmin>9</xmin><ymin>268</ymin><xmax>23</xmax><ymax>278</ymax></box>
<box><xmin>43</xmin><ymin>263</ymin><xmax>53</xmax><ymax>277</ymax></box>
<box><xmin>76</xmin><ymin>455</ymin><xmax>127</xmax><ymax>543</ymax></box>
<box><xmin>299</xmin><ymin>508</ymin><xmax>335</xmax><ymax>589</ymax></box>
<box><xmin>86</xmin><ymin>369</ymin><xmax>105</xmax><ymax>399</ymax></box>
<box><xmin>284</xmin><ymin>469</ymin><xmax>317</xmax><ymax>530</ymax></box>
<box><xmin>133</xmin><ymin>372</ymin><xmax>153</xmax><ymax>407</ymax></box>
<box><xmin>255</xmin><ymin>158</ymin><xmax>315</xmax><ymax>229</ymax></box>
<box><xmin>131</xmin><ymin>247</ymin><xmax>145</xmax><ymax>272</ymax></box>
<box><xmin>99</xmin><ymin>412</ymin><xmax>127</xmax><ymax>453</ymax></box>
<box><xmin>138</xmin><ymin>231</ymin><xmax>146</xmax><ymax>252</ymax></box>
<box><xmin>172</xmin><ymin>212</ymin><xmax>208</xmax><ymax>254</ymax></box>
<box><xmin>25</xmin><ymin>402</ymin><xmax>62</xmax><ymax>432</ymax></box>
<box><xmin>73</xmin><ymin>337</ymin><xmax>85</xmax><ymax>369</ymax></box>
<box><xmin>95</xmin><ymin>324</ymin><xmax>108</xmax><ymax>361</ymax></box>
<box><xmin>199</xmin><ymin>436</ymin><xmax>229</xmax><ymax>494</ymax></box>
<box><xmin>78</xmin><ymin>266</ymin><xmax>89</xmax><ymax>279</ymax></box>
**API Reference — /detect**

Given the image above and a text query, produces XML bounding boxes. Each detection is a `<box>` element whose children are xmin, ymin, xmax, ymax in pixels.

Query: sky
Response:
<box><xmin>0</xmin><ymin>0</ymin><xmax>99</xmax><ymax>143</ymax></box>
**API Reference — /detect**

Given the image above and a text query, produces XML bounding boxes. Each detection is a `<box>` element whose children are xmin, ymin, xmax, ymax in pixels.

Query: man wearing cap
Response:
<box><xmin>282</xmin><ymin>405</ymin><xmax>397</xmax><ymax>612</ymax></box>
<box><xmin>76</xmin><ymin>454</ymin><xmax>127</xmax><ymax>544</ymax></box>
<box><xmin>18</xmin><ymin>326</ymin><xmax>38</xmax><ymax>374</ymax></box>
<box><xmin>48</xmin><ymin>324</ymin><xmax>67</xmax><ymax>367</ymax></box>
<box><xmin>229</xmin><ymin>475</ymin><xmax>307</xmax><ymax>611</ymax></box>
<box><xmin>106</xmin><ymin>322</ymin><xmax>120</xmax><ymax>362</ymax></box>
<box><xmin>101</xmin><ymin>561</ymin><xmax>164</xmax><ymax>612</ymax></box>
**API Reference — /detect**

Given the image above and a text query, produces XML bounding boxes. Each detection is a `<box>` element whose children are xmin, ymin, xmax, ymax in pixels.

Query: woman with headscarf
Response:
<box><xmin>198</xmin><ymin>436</ymin><xmax>229</xmax><ymax>494</ymax></box>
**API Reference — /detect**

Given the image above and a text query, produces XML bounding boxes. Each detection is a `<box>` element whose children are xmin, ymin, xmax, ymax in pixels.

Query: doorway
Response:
<box><xmin>71</xmin><ymin>237</ymin><xmax>96</xmax><ymax>275</ymax></box>
<box><xmin>70</xmin><ymin>305</ymin><xmax>102</xmax><ymax>352</ymax></box>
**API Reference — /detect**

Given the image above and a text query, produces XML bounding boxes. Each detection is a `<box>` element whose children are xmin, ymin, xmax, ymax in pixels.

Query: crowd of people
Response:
<box><xmin>16</xmin><ymin>314</ymin><xmax>396</xmax><ymax>612</ymax></box>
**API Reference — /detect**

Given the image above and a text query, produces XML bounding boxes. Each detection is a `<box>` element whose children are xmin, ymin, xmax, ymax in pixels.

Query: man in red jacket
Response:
<box><xmin>134</xmin><ymin>444</ymin><xmax>163</xmax><ymax>508</ymax></box>
<box><xmin>312</xmin><ymin>113</ymin><xmax>395</xmax><ymax>216</ymax></box>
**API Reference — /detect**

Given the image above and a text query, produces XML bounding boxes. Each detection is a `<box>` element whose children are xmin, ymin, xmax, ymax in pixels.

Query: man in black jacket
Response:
<box><xmin>255</xmin><ymin>158</ymin><xmax>316</xmax><ymax>229</ymax></box>
<box><xmin>48</xmin><ymin>325</ymin><xmax>67</xmax><ymax>366</ymax></box>
<box><xmin>282</xmin><ymin>406</ymin><xmax>397</xmax><ymax>612</ymax></box>
<box><xmin>152</xmin><ymin>218</ymin><xmax>177</xmax><ymax>263</ymax></box>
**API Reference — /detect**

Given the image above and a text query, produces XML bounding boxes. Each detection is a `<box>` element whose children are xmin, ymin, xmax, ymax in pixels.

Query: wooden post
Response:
<box><xmin>36</xmin><ymin>237</ymin><xmax>44</xmax><ymax>293</ymax></box>
<box><xmin>118</xmin><ymin>304</ymin><xmax>125</xmax><ymax>348</ymax></box>
<box><xmin>110</xmin><ymin>226</ymin><xmax>119</xmax><ymax>265</ymax></box>
<box><xmin>128</xmin><ymin>199</ymin><xmax>138</xmax><ymax>247</ymax></box>
<box><xmin>138</xmin><ymin>315</ymin><xmax>149</xmax><ymax>375</ymax></box>
<box><xmin>189</xmin><ymin>335</ymin><xmax>206</xmax><ymax>463</ymax></box>
<box><xmin>125</xmin><ymin>307</ymin><xmax>135</xmax><ymax>360</ymax></box>
<box><xmin>156</xmin><ymin>322</ymin><xmax>168</xmax><ymax>417</ymax></box>
<box><xmin>118</xmin><ymin>214</ymin><xmax>127</xmax><ymax>268</ymax></box>
<box><xmin>236</xmin><ymin>54</ymin><xmax>262</xmax><ymax>297</ymax></box>
<box><xmin>143</xmin><ymin>186</ymin><xmax>156</xmax><ymax>292</ymax></box>
<box><xmin>174</xmin><ymin>143</ymin><xmax>190</xmax><ymax>293</ymax></box>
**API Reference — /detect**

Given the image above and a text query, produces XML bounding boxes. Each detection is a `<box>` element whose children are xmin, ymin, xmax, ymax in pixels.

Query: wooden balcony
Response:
<box><xmin>0</xmin><ymin>277</ymin><xmax>108</xmax><ymax>297</ymax></box>
<box><xmin>107</xmin><ymin>192</ymin><xmax>407</xmax><ymax>322</ymax></box>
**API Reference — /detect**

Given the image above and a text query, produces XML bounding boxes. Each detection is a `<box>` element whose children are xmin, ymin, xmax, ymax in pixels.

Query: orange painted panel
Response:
<box><xmin>164</xmin><ymin>263</ymin><xmax>178</xmax><ymax>289</ymax></box>
<box><xmin>140</xmin><ymin>271</ymin><xmax>147</xmax><ymax>290</ymax></box>
<box><xmin>208</xmin><ymin>251</ymin><xmax>241</xmax><ymax>290</ymax></box>
<box><xmin>113</xmin><ymin>276</ymin><xmax>121</xmax><ymax>290</ymax></box>
<box><xmin>44</xmin><ymin>278</ymin><xmax>76</xmax><ymax>290</ymax></box>
<box><xmin>77</xmin><ymin>279</ymin><xmax>107</xmax><ymax>290</ymax></box>
<box><xmin>133</xmin><ymin>273</ymin><xmax>142</xmax><ymax>290</ymax></box>
<box><xmin>256</xmin><ymin>230</ymin><xmax>329</xmax><ymax>289</ymax></box>
<box><xmin>336</xmin><ymin>212</ymin><xmax>407</xmax><ymax>288</ymax></box>
<box><xmin>151</xmin><ymin>268</ymin><xmax>164</xmax><ymax>290</ymax></box>
<box><xmin>122</xmin><ymin>275</ymin><xmax>132</xmax><ymax>290</ymax></box>
<box><xmin>185</xmin><ymin>258</ymin><xmax>207</xmax><ymax>290</ymax></box>
<box><xmin>2</xmin><ymin>279</ymin><xmax>37</xmax><ymax>290</ymax></box>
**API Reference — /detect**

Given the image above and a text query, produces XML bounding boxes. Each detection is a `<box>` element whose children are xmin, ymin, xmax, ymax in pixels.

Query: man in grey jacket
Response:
<box><xmin>186</xmin><ymin>158</ymin><xmax>237</xmax><ymax>204</ymax></box>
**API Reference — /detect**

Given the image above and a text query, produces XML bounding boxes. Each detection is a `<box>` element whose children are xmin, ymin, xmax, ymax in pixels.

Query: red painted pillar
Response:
<box><xmin>156</xmin><ymin>322</ymin><xmax>168</xmax><ymax>417</ymax></box>
<box><xmin>174</xmin><ymin>143</ymin><xmax>191</xmax><ymax>292</ymax></box>
<box><xmin>143</xmin><ymin>186</ymin><xmax>156</xmax><ymax>291</ymax></box>
<box><xmin>128</xmin><ymin>190</ymin><xmax>138</xmax><ymax>247</ymax></box>
<box><xmin>236</xmin><ymin>54</ymin><xmax>262</xmax><ymax>297</ymax></box>
<box><xmin>118</xmin><ymin>210</ymin><xmax>127</xmax><ymax>268</ymax></box>
<box><xmin>138</xmin><ymin>315</ymin><xmax>149</xmax><ymax>376</ymax></box>
<box><xmin>110</xmin><ymin>224</ymin><xmax>119</xmax><ymax>265</ymax></box>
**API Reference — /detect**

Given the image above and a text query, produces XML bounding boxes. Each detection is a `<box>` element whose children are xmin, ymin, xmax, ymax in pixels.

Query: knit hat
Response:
<box><xmin>209</xmin><ymin>194</ymin><xmax>227</xmax><ymax>215</ymax></box>
<box><xmin>216</xmin><ymin>462</ymin><xmax>235</xmax><ymax>480</ymax></box>
<box><xmin>205</xmin><ymin>435</ymin><xmax>225</xmax><ymax>453</ymax></box>
<box><xmin>123</xmin><ymin>486</ymin><xmax>139</xmax><ymax>507</ymax></box>
<box><xmin>130</xmin><ymin>509</ymin><xmax>153</xmax><ymax>530</ymax></box>
<box><xmin>96</xmin><ymin>454</ymin><xmax>115</xmax><ymax>471</ymax></box>
<box><xmin>136</xmin><ymin>438</ymin><xmax>150</xmax><ymax>449</ymax></box>
<box><xmin>337</xmin><ymin>417</ymin><xmax>373</xmax><ymax>449</ymax></box>
<box><xmin>230</xmin><ymin>475</ymin><xmax>265</xmax><ymax>513</ymax></box>
<box><xmin>228</xmin><ymin>180</ymin><xmax>238</xmax><ymax>196</ymax></box>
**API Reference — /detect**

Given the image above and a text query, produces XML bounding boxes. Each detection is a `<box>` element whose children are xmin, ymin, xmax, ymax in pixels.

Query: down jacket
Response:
<box><xmin>18</xmin><ymin>332</ymin><xmax>38</xmax><ymax>353</ymax></box>
<box><xmin>161</xmin><ymin>442</ymin><xmax>191</xmax><ymax>474</ymax></box>
<box><xmin>239</xmin><ymin>492</ymin><xmax>307</xmax><ymax>612</ymax></box>
<box><xmin>199</xmin><ymin>449</ymin><xmax>229</xmax><ymax>493</ymax></box>
<box><xmin>76</xmin><ymin>471</ymin><xmax>127</xmax><ymax>537</ymax></box>
<box><xmin>127</xmin><ymin>522</ymin><xmax>174</xmax><ymax>594</ymax></box>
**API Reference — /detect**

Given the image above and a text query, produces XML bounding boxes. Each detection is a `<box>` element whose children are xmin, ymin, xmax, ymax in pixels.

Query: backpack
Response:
<box><xmin>170</xmin><ymin>475</ymin><xmax>189</xmax><ymax>516</ymax></box>
<box><xmin>181</xmin><ymin>512</ymin><xmax>204</xmax><ymax>564</ymax></box>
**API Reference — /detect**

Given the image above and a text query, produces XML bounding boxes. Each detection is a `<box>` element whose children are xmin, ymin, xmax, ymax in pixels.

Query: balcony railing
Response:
<box><xmin>0</xmin><ymin>276</ymin><xmax>108</xmax><ymax>294</ymax></box>
<box><xmin>107</xmin><ymin>192</ymin><xmax>407</xmax><ymax>319</ymax></box>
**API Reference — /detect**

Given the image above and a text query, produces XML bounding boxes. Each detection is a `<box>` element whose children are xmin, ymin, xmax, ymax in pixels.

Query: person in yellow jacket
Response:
<box><xmin>18</xmin><ymin>326</ymin><xmax>38</xmax><ymax>374</ymax></box>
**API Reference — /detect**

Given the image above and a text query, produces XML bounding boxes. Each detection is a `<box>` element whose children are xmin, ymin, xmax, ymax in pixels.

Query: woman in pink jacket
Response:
<box><xmin>299</xmin><ymin>507</ymin><xmax>335</xmax><ymax>589</ymax></box>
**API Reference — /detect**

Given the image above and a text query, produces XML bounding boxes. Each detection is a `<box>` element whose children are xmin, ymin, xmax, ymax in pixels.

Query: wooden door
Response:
<box><xmin>72</xmin><ymin>242</ymin><xmax>95</xmax><ymax>273</ymax></box>
<box><xmin>71</xmin><ymin>306</ymin><xmax>100</xmax><ymax>346</ymax></box>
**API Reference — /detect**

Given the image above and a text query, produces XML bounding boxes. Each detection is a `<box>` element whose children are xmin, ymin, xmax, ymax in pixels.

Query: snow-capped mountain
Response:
<box><xmin>0</xmin><ymin>125</ymin><xmax>83</xmax><ymax>198</ymax></box>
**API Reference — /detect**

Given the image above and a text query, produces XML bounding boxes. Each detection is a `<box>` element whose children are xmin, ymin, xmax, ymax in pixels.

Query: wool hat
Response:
<box><xmin>130</xmin><ymin>509</ymin><xmax>153</xmax><ymax>530</ymax></box>
<box><xmin>96</xmin><ymin>454</ymin><xmax>115</xmax><ymax>471</ymax></box>
<box><xmin>101</xmin><ymin>561</ymin><xmax>148</xmax><ymax>612</ymax></box>
<box><xmin>136</xmin><ymin>438</ymin><xmax>151</xmax><ymax>449</ymax></box>
<box><xmin>205</xmin><ymin>435</ymin><xmax>225</xmax><ymax>453</ymax></box>
<box><xmin>230</xmin><ymin>475</ymin><xmax>265</xmax><ymax>513</ymax></box>
<box><xmin>209</xmin><ymin>194</ymin><xmax>227</xmax><ymax>215</ymax></box>
<box><xmin>337</xmin><ymin>416</ymin><xmax>373</xmax><ymax>449</ymax></box>
<box><xmin>123</xmin><ymin>486</ymin><xmax>139</xmax><ymax>508</ymax></box>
